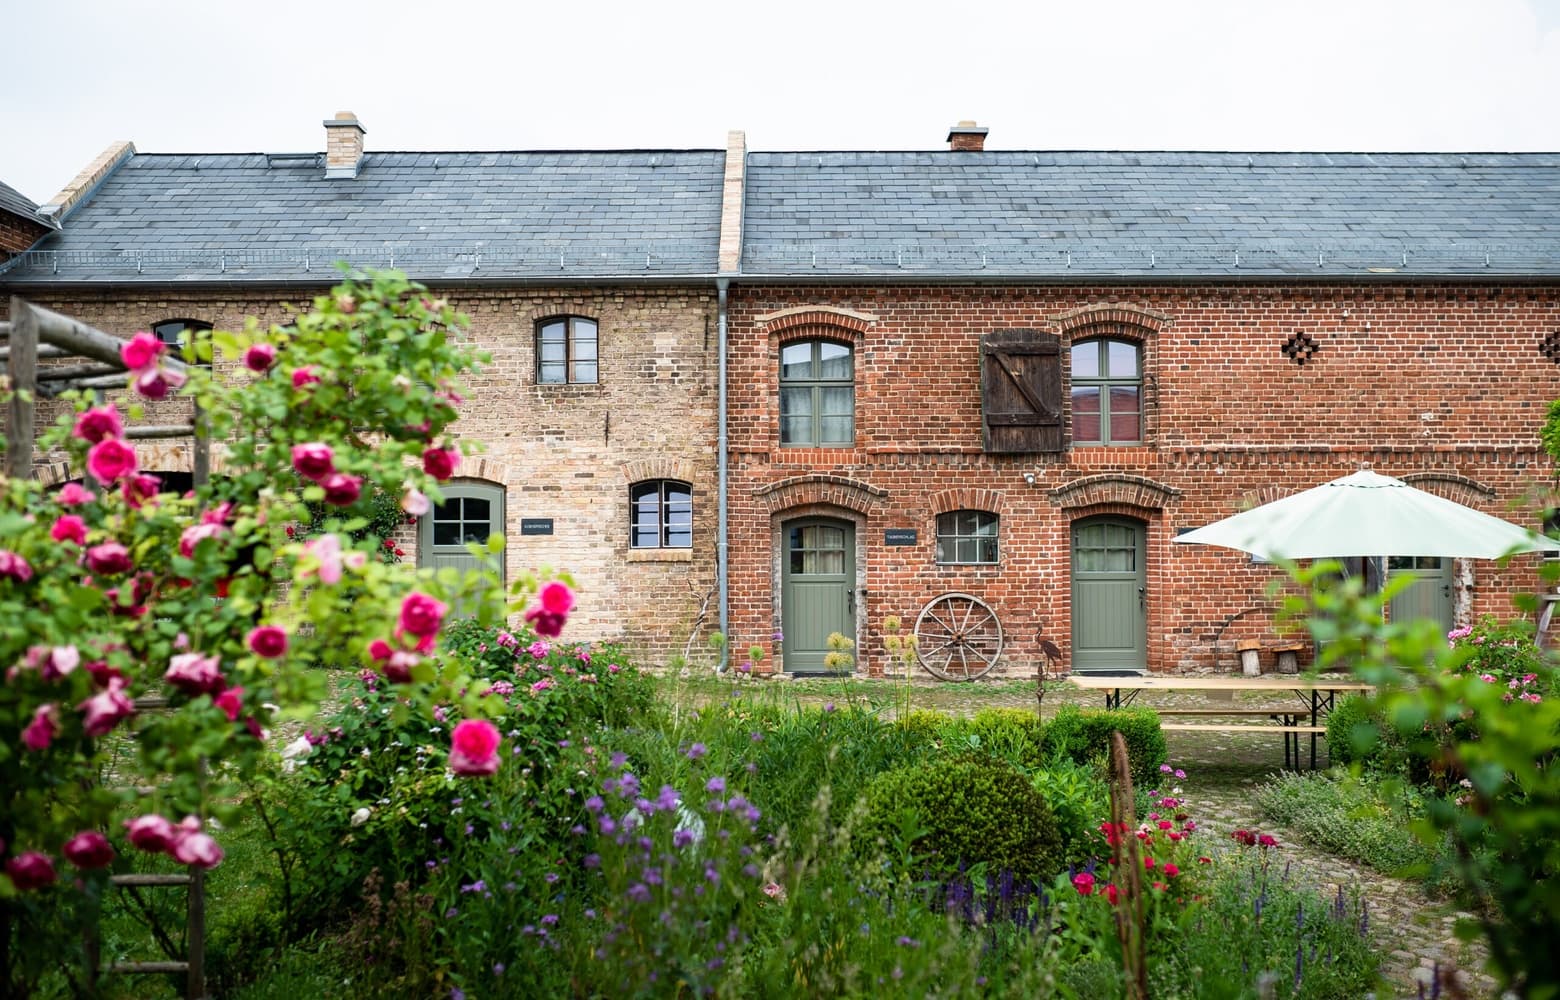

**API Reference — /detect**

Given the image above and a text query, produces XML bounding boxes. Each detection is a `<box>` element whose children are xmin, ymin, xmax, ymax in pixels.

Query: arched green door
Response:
<box><xmin>1071</xmin><ymin>517</ymin><xmax>1147</xmax><ymax>672</ymax></box>
<box><xmin>781</xmin><ymin>517</ymin><xmax>855</xmax><ymax>675</ymax></box>
<box><xmin>418</xmin><ymin>481</ymin><xmax>507</xmax><ymax>612</ymax></box>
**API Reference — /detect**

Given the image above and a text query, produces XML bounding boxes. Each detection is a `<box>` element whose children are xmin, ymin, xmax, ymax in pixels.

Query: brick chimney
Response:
<box><xmin>946</xmin><ymin>120</ymin><xmax>989</xmax><ymax>152</ymax></box>
<box><xmin>324</xmin><ymin>111</ymin><xmax>366</xmax><ymax>179</ymax></box>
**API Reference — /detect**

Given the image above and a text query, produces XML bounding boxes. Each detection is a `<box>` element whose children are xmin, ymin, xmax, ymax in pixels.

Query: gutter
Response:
<box><xmin>715</xmin><ymin>278</ymin><xmax>730</xmax><ymax>672</ymax></box>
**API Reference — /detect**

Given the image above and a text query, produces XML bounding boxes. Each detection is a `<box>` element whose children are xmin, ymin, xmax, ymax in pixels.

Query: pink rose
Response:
<box><xmin>22</xmin><ymin>704</ymin><xmax>60</xmax><ymax>751</ymax></box>
<box><xmin>42</xmin><ymin>645</ymin><xmax>79</xmax><ymax>681</ymax></box>
<box><xmin>164</xmin><ymin>652</ymin><xmax>224</xmax><ymax>695</ymax></box>
<box><xmin>243</xmin><ymin>343</ymin><xmax>277</xmax><ymax>372</ymax></box>
<box><xmin>62</xmin><ymin>831</ymin><xmax>115</xmax><ymax>869</ymax></box>
<box><xmin>0</xmin><ymin>550</ymin><xmax>32</xmax><ymax>582</ymax></box>
<box><xmin>78</xmin><ymin>678</ymin><xmax>134</xmax><ymax>737</ymax></box>
<box><xmin>367</xmin><ymin>638</ymin><xmax>393</xmax><ymax>661</ymax></box>
<box><xmin>335</xmin><ymin>294</ymin><xmax>356</xmax><ymax>314</ymax></box>
<box><xmin>524</xmin><ymin>581</ymin><xmax>575</xmax><ymax>638</ymax></box>
<box><xmin>397</xmin><ymin>592</ymin><xmax>449</xmax><ymax>638</ymax></box>
<box><xmin>51</xmin><ymin>514</ymin><xmax>87</xmax><ymax>545</ymax></box>
<box><xmin>85</xmin><ymin>541</ymin><xmax>132</xmax><ymax>575</ymax></box>
<box><xmin>401</xmin><ymin>487</ymin><xmax>431</xmax><ymax>517</ymax></box>
<box><xmin>6</xmin><ymin>851</ymin><xmax>57</xmax><ymax>891</ymax></box>
<box><xmin>124</xmin><ymin>814</ymin><xmax>177</xmax><ymax>853</ymax></box>
<box><xmin>213</xmin><ymin>686</ymin><xmax>244</xmax><ymax>722</ymax></box>
<box><xmin>449</xmin><ymin>719</ymin><xmax>501</xmax><ymax>776</ymax></box>
<box><xmin>178</xmin><ymin>522</ymin><xmax>225</xmax><ymax>558</ymax></box>
<box><xmin>200</xmin><ymin>501</ymin><xmax>234</xmax><ymax>526</ymax></box>
<box><xmin>383</xmin><ymin>650</ymin><xmax>419</xmax><ymax>683</ymax></box>
<box><xmin>421</xmin><ymin>446</ymin><xmax>460</xmax><ymax>481</ymax></box>
<box><xmin>121</xmin><ymin>473</ymin><xmax>162</xmax><ymax>509</ymax></box>
<box><xmin>119</xmin><ymin>331</ymin><xmax>164</xmax><ymax>372</ymax></box>
<box><xmin>133</xmin><ymin>366</ymin><xmax>185</xmax><ymax>400</ymax></box>
<box><xmin>321</xmin><ymin>472</ymin><xmax>363</xmax><ymax>506</ymax></box>
<box><xmin>290</xmin><ymin>443</ymin><xmax>334</xmax><ymax>481</ymax></box>
<box><xmin>86</xmin><ymin>438</ymin><xmax>138</xmax><ymax>485</ymax></box>
<box><xmin>84</xmin><ymin>659</ymin><xmax>123</xmax><ymax>689</ymax></box>
<box><xmin>57</xmin><ymin>482</ymin><xmax>95</xmax><ymax>506</ymax></box>
<box><xmin>171</xmin><ymin>830</ymin><xmax>224</xmax><ymax>869</ymax></box>
<box><xmin>72</xmin><ymin>405</ymin><xmax>123</xmax><ymax>444</ymax></box>
<box><xmin>291</xmin><ymin>366</ymin><xmax>320</xmax><ymax>388</ymax></box>
<box><xmin>247</xmin><ymin>626</ymin><xmax>288</xmax><ymax>658</ymax></box>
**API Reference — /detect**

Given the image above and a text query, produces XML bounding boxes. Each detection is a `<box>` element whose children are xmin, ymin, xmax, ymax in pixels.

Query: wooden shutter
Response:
<box><xmin>981</xmin><ymin>330</ymin><xmax>1063</xmax><ymax>453</ymax></box>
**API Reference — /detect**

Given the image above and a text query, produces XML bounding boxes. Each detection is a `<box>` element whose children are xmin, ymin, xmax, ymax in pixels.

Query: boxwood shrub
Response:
<box><xmin>1044</xmin><ymin>704</ymin><xmax>1166</xmax><ymax>785</ymax></box>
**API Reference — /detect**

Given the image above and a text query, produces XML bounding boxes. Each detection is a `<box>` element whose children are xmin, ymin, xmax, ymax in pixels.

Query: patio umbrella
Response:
<box><xmin>1172</xmin><ymin>470</ymin><xmax>1552</xmax><ymax>561</ymax></box>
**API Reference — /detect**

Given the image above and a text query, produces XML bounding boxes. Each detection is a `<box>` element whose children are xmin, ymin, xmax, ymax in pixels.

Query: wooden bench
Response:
<box><xmin>1159</xmin><ymin>722</ymin><xmax>1327</xmax><ymax>770</ymax></box>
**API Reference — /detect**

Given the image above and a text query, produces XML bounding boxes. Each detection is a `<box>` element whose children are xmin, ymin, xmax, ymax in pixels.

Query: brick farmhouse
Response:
<box><xmin>4</xmin><ymin>117</ymin><xmax>1559</xmax><ymax>677</ymax></box>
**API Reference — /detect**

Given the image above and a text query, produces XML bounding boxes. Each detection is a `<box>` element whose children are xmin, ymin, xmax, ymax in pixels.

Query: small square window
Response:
<box><xmin>936</xmin><ymin>510</ymin><xmax>999</xmax><ymax>564</ymax></box>
<box><xmin>537</xmin><ymin>317</ymin><xmax>599</xmax><ymax>385</ymax></box>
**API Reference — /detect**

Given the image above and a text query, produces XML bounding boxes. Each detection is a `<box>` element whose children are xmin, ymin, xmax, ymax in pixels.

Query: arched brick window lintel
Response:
<box><xmin>753</xmin><ymin>474</ymin><xmax>886</xmax><ymax>516</ymax></box>
<box><xmin>1050</xmin><ymin>474</ymin><xmax>1180</xmax><ymax>512</ymax></box>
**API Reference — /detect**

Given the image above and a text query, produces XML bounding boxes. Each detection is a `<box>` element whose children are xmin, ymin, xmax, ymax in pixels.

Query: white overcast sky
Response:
<box><xmin>4</xmin><ymin>0</ymin><xmax>1559</xmax><ymax>205</ymax></box>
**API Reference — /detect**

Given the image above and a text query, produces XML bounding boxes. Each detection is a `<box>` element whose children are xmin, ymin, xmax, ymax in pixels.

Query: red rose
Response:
<box><xmin>321</xmin><ymin>472</ymin><xmax>363</xmax><ymax>506</ymax></box>
<box><xmin>422</xmin><ymin>446</ymin><xmax>460</xmax><ymax>481</ymax></box>
<box><xmin>62</xmin><ymin>831</ymin><xmax>115</xmax><ymax>869</ymax></box>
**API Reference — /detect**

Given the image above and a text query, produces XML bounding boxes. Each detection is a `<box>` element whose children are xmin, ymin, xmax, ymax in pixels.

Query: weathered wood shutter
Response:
<box><xmin>981</xmin><ymin>330</ymin><xmax>1063</xmax><ymax>453</ymax></box>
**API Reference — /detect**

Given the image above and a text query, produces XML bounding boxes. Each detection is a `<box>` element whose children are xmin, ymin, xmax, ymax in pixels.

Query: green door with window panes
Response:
<box><xmin>418</xmin><ymin>483</ymin><xmax>506</xmax><ymax>613</ymax></box>
<box><xmin>782</xmin><ymin>518</ymin><xmax>855</xmax><ymax>675</ymax></box>
<box><xmin>1071</xmin><ymin>517</ymin><xmax>1147</xmax><ymax>671</ymax></box>
<box><xmin>1388</xmin><ymin>556</ymin><xmax>1453</xmax><ymax>632</ymax></box>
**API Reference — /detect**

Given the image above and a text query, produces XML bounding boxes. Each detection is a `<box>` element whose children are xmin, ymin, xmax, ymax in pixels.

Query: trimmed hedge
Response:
<box><xmin>1044</xmin><ymin>705</ymin><xmax>1167</xmax><ymax>785</ymax></box>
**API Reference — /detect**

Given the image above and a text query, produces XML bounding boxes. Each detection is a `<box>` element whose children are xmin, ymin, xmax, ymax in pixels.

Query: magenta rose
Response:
<box><xmin>291</xmin><ymin>366</ymin><xmax>320</xmax><ymax>388</ymax></box>
<box><xmin>243</xmin><ymin>343</ymin><xmax>277</xmax><ymax>372</ymax></box>
<box><xmin>72</xmin><ymin>405</ymin><xmax>123</xmax><ymax>444</ymax></box>
<box><xmin>121</xmin><ymin>473</ymin><xmax>162</xmax><ymax>509</ymax></box>
<box><xmin>449</xmin><ymin>719</ymin><xmax>502</xmax><ymax>776</ymax></box>
<box><xmin>22</xmin><ymin>704</ymin><xmax>60</xmax><ymax>751</ymax></box>
<box><xmin>539</xmin><ymin>581</ymin><xmax>575</xmax><ymax>615</ymax></box>
<box><xmin>164</xmin><ymin>652</ymin><xmax>224</xmax><ymax>695</ymax></box>
<box><xmin>86</xmin><ymin>438</ymin><xmax>138</xmax><ymax>485</ymax></box>
<box><xmin>78</xmin><ymin>678</ymin><xmax>135</xmax><ymax>737</ymax></box>
<box><xmin>290</xmin><ymin>443</ymin><xmax>334</xmax><ymax>481</ymax></box>
<box><xmin>178</xmin><ymin>522</ymin><xmax>225</xmax><ymax>558</ymax></box>
<box><xmin>119</xmin><ymin>331</ymin><xmax>164</xmax><ymax>372</ymax></box>
<box><xmin>213</xmin><ymin>686</ymin><xmax>244</xmax><ymax>722</ymax></box>
<box><xmin>397</xmin><ymin>592</ymin><xmax>449</xmax><ymax>639</ymax></box>
<box><xmin>383</xmin><ymin>650</ymin><xmax>419</xmax><ymax>684</ymax></box>
<box><xmin>85</xmin><ymin>541</ymin><xmax>132</xmax><ymax>575</ymax></box>
<box><xmin>133</xmin><ymin>366</ymin><xmax>186</xmax><ymax>400</ymax></box>
<box><xmin>51</xmin><ymin>514</ymin><xmax>87</xmax><ymax>545</ymax></box>
<box><xmin>524</xmin><ymin>581</ymin><xmax>575</xmax><ymax>638</ymax></box>
<box><xmin>6</xmin><ymin>852</ymin><xmax>57</xmax><ymax>891</ymax></box>
<box><xmin>62</xmin><ymin>831</ymin><xmax>115</xmax><ymax>870</ymax></box>
<box><xmin>247</xmin><ymin>626</ymin><xmax>289</xmax><ymax>658</ymax></box>
<box><xmin>0</xmin><ymin>550</ymin><xmax>32</xmax><ymax>583</ymax></box>
<box><xmin>421</xmin><ymin>446</ymin><xmax>460</xmax><ymax>481</ymax></box>
<box><xmin>321</xmin><ymin>472</ymin><xmax>363</xmax><ymax>506</ymax></box>
<box><xmin>57</xmin><ymin>482</ymin><xmax>95</xmax><ymax>506</ymax></box>
<box><xmin>124</xmin><ymin>814</ymin><xmax>177</xmax><ymax>853</ymax></box>
<box><xmin>367</xmin><ymin>637</ymin><xmax>393</xmax><ymax>661</ymax></box>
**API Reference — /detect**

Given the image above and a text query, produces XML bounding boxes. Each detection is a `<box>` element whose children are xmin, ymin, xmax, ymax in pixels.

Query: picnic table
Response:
<box><xmin>1065</xmin><ymin>674</ymin><xmax>1375</xmax><ymax>770</ymax></box>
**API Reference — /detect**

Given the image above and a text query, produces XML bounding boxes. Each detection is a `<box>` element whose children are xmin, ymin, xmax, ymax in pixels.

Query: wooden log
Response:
<box><xmin>35</xmin><ymin>373</ymin><xmax>130</xmax><ymax>398</ymax></box>
<box><xmin>11</xmin><ymin>299</ymin><xmax>187</xmax><ymax>374</ymax></box>
<box><xmin>111</xmin><ymin>873</ymin><xmax>193</xmax><ymax>887</ymax></box>
<box><xmin>0</xmin><ymin>320</ymin><xmax>9</xmax><ymax>339</ymax></box>
<box><xmin>6</xmin><ymin>297</ymin><xmax>38</xmax><ymax>478</ymax></box>
<box><xmin>0</xmin><ymin>343</ymin><xmax>69</xmax><ymax>361</ymax></box>
<box><xmin>124</xmin><ymin>424</ymin><xmax>198</xmax><ymax>440</ymax></box>
<box><xmin>109</xmin><ymin>961</ymin><xmax>191</xmax><ymax>974</ymax></box>
<box><xmin>37</xmin><ymin>362</ymin><xmax>124</xmax><ymax>382</ymax></box>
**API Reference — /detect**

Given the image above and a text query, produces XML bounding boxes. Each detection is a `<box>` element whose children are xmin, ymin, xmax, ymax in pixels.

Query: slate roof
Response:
<box><xmin>0</xmin><ymin>180</ymin><xmax>58</xmax><ymax>231</ymax></box>
<box><xmin>741</xmin><ymin>151</ymin><xmax>1560</xmax><ymax>278</ymax></box>
<box><xmin>2</xmin><ymin>150</ymin><xmax>725</xmax><ymax>283</ymax></box>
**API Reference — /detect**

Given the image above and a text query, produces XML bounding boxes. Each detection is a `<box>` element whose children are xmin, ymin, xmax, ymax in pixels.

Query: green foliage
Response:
<box><xmin>1045</xmin><ymin>704</ymin><xmax>1168</xmax><ymax>785</ymax></box>
<box><xmin>862</xmin><ymin>755</ymin><xmax>1064</xmax><ymax>880</ymax></box>
<box><xmin>963</xmin><ymin>707</ymin><xmax>1049</xmax><ymax>771</ymax></box>
<box><xmin>1254</xmin><ymin>771</ymin><xmax>1449</xmax><ymax>883</ymax></box>
<box><xmin>1030</xmin><ymin>758</ymin><xmax>1111</xmax><ymax>859</ymax></box>
<box><xmin>1323</xmin><ymin>695</ymin><xmax>1403</xmax><ymax>770</ymax></box>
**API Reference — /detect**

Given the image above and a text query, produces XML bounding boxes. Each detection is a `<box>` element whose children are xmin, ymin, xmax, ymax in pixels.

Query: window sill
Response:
<box><xmin>627</xmin><ymin>548</ymin><xmax>694</xmax><ymax>563</ymax></box>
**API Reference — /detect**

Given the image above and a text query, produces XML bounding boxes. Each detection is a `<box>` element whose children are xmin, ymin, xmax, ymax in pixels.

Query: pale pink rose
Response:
<box><xmin>290</xmin><ymin>443</ymin><xmax>334</xmax><ymax>481</ymax></box>
<box><xmin>43</xmin><ymin>645</ymin><xmax>79</xmax><ymax>681</ymax></box>
<box><xmin>22</xmin><ymin>704</ymin><xmax>60</xmax><ymax>751</ymax></box>
<box><xmin>401</xmin><ymin>487</ymin><xmax>431</xmax><ymax>517</ymax></box>
<box><xmin>72</xmin><ymin>405</ymin><xmax>123</xmax><ymax>444</ymax></box>
<box><xmin>85</xmin><ymin>541</ymin><xmax>132</xmax><ymax>575</ymax></box>
<box><xmin>164</xmin><ymin>652</ymin><xmax>224</xmax><ymax>695</ymax></box>
<box><xmin>169</xmin><ymin>817</ymin><xmax>224</xmax><ymax>869</ymax></box>
<box><xmin>124</xmin><ymin>814</ymin><xmax>177</xmax><ymax>853</ymax></box>
<box><xmin>50</xmin><ymin>515</ymin><xmax>87</xmax><ymax>545</ymax></box>
<box><xmin>178</xmin><ymin>522</ymin><xmax>226</xmax><ymax>558</ymax></box>
<box><xmin>321</xmin><ymin>472</ymin><xmax>363</xmax><ymax>506</ymax></box>
<box><xmin>78</xmin><ymin>677</ymin><xmax>134</xmax><ymax>737</ymax></box>
<box><xmin>86</xmin><ymin>438</ymin><xmax>138</xmax><ymax>485</ymax></box>
<box><xmin>383</xmin><ymin>650</ymin><xmax>419</xmax><ymax>683</ymax></box>
<box><xmin>291</xmin><ymin>366</ymin><xmax>320</xmax><ymax>388</ymax></box>
<box><xmin>449</xmin><ymin>719</ymin><xmax>501</xmax><ymax>776</ymax></box>
<box><xmin>62</xmin><ymin>831</ymin><xmax>115</xmax><ymax>869</ymax></box>
<box><xmin>335</xmin><ymin>294</ymin><xmax>356</xmax><ymax>314</ymax></box>
<box><xmin>421</xmin><ymin>446</ymin><xmax>460</xmax><ymax>481</ymax></box>
<box><xmin>119</xmin><ymin>331</ymin><xmax>164</xmax><ymax>372</ymax></box>
<box><xmin>243</xmin><ymin>343</ymin><xmax>277</xmax><ymax>372</ymax></box>
<box><xmin>56</xmin><ymin>482</ymin><xmax>95</xmax><ymax>506</ymax></box>
<box><xmin>6</xmin><ymin>852</ymin><xmax>57</xmax><ymax>891</ymax></box>
<box><xmin>0</xmin><ymin>550</ymin><xmax>31</xmax><ymax>582</ymax></box>
<box><xmin>246</xmin><ymin>626</ymin><xmax>288</xmax><ymax>658</ymax></box>
<box><xmin>302</xmin><ymin>534</ymin><xmax>344</xmax><ymax>585</ymax></box>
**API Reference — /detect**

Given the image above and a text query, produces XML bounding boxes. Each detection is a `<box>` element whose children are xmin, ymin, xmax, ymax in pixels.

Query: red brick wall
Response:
<box><xmin>0</xmin><ymin>213</ymin><xmax>51</xmax><ymax>258</ymax></box>
<box><xmin>726</xmin><ymin>283</ymin><xmax>1560</xmax><ymax>677</ymax></box>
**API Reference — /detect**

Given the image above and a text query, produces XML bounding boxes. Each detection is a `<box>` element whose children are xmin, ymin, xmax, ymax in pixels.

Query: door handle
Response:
<box><xmin>1138</xmin><ymin>586</ymin><xmax>1146</xmax><ymax>610</ymax></box>
<box><xmin>847</xmin><ymin>590</ymin><xmax>856</xmax><ymax>615</ymax></box>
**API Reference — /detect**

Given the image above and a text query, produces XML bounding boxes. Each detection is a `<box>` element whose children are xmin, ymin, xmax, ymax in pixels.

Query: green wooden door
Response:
<box><xmin>1071</xmin><ymin>517</ymin><xmax>1147</xmax><ymax>672</ymax></box>
<box><xmin>782</xmin><ymin>518</ymin><xmax>855</xmax><ymax>675</ymax></box>
<box><xmin>1388</xmin><ymin>556</ymin><xmax>1453</xmax><ymax>632</ymax></box>
<box><xmin>418</xmin><ymin>482</ymin><xmax>506</xmax><ymax>614</ymax></box>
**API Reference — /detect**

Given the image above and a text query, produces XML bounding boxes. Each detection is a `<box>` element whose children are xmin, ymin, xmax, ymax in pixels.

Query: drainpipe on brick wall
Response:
<box><xmin>715</xmin><ymin>277</ymin><xmax>731</xmax><ymax>672</ymax></box>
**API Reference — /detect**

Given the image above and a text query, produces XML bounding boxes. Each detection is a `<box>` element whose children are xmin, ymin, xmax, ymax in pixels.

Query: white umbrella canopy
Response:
<box><xmin>1172</xmin><ymin>470</ymin><xmax>1552</xmax><ymax>561</ymax></box>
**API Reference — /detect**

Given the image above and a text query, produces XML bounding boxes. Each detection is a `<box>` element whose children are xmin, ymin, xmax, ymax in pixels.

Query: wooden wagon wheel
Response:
<box><xmin>914</xmin><ymin>592</ymin><xmax>1004</xmax><ymax>681</ymax></box>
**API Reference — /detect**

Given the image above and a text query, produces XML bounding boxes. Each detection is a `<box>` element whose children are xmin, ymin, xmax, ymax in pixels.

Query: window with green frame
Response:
<box><xmin>1069</xmin><ymin>338</ymin><xmax>1141</xmax><ymax>445</ymax></box>
<box><xmin>779</xmin><ymin>340</ymin><xmax>854</xmax><ymax>446</ymax></box>
<box><xmin>936</xmin><ymin>510</ymin><xmax>999</xmax><ymax>564</ymax></box>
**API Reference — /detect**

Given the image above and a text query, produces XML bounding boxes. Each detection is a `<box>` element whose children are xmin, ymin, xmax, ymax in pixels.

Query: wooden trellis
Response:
<box><xmin>2</xmin><ymin>298</ymin><xmax>209</xmax><ymax>998</ymax></box>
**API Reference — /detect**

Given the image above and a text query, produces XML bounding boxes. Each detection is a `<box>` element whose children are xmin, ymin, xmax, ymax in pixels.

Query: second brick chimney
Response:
<box><xmin>324</xmin><ymin>111</ymin><xmax>366</xmax><ymax>179</ymax></box>
<box><xmin>946</xmin><ymin>120</ymin><xmax>989</xmax><ymax>152</ymax></box>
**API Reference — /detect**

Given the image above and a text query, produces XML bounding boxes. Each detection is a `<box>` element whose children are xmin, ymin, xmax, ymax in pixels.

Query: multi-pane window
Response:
<box><xmin>936</xmin><ymin>510</ymin><xmax>999</xmax><ymax>564</ymax></box>
<box><xmin>630</xmin><ymin>480</ymin><xmax>692</xmax><ymax>549</ymax></box>
<box><xmin>1070</xmin><ymin>338</ymin><xmax>1141</xmax><ymax>445</ymax></box>
<box><xmin>152</xmin><ymin>319</ymin><xmax>212</xmax><ymax>365</ymax></box>
<box><xmin>536</xmin><ymin>316</ymin><xmax>599</xmax><ymax>384</ymax></box>
<box><xmin>432</xmin><ymin>494</ymin><xmax>496</xmax><ymax>546</ymax></box>
<box><xmin>779</xmin><ymin>340</ymin><xmax>854</xmax><ymax>446</ymax></box>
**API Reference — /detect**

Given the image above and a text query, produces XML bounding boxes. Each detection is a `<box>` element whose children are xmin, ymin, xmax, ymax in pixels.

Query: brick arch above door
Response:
<box><xmin>753</xmin><ymin>474</ymin><xmax>887</xmax><ymax>516</ymax></box>
<box><xmin>1049</xmin><ymin>473</ymin><xmax>1181</xmax><ymax>513</ymax></box>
